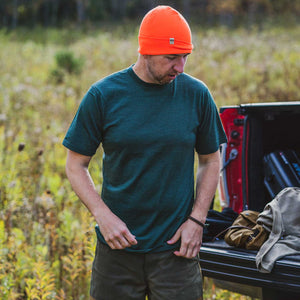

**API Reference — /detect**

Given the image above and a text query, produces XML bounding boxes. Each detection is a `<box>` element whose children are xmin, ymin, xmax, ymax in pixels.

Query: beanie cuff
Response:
<box><xmin>138</xmin><ymin>35</ymin><xmax>193</xmax><ymax>55</ymax></box>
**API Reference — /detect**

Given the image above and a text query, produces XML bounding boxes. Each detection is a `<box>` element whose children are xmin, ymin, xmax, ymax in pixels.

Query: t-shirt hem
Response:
<box><xmin>62</xmin><ymin>139</ymin><xmax>95</xmax><ymax>157</ymax></box>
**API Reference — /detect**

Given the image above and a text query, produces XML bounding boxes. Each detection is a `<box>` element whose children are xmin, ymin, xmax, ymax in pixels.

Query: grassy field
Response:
<box><xmin>0</xmin><ymin>22</ymin><xmax>299</xmax><ymax>299</ymax></box>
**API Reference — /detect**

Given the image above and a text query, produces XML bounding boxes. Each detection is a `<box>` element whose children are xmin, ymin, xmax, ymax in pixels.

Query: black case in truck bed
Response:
<box><xmin>263</xmin><ymin>149</ymin><xmax>300</xmax><ymax>199</ymax></box>
<box><xmin>199</xmin><ymin>102</ymin><xmax>300</xmax><ymax>300</ymax></box>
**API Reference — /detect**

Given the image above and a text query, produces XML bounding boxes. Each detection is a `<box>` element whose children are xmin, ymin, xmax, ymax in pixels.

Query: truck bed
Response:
<box><xmin>200</xmin><ymin>240</ymin><xmax>300</xmax><ymax>298</ymax></box>
<box><xmin>212</xmin><ymin>102</ymin><xmax>300</xmax><ymax>299</ymax></box>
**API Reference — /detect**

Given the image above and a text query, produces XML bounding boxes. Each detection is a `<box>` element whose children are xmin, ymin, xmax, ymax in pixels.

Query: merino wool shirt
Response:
<box><xmin>63</xmin><ymin>66</ymin><xmax>227</xmax><ymax>252</ymax></box>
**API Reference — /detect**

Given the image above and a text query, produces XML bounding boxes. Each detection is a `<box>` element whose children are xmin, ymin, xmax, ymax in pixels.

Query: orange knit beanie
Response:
<box><xmin>138</xmin><ymin>6</ymin><xmax>193</xmax><ymax>55</ymax></box>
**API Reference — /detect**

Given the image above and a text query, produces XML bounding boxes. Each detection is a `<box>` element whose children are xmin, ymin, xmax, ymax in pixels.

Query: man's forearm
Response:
<box><xmin>65</xmin><ymin>159</ymin><xmax>109</xmax><ymax>220</ymax></box>
<box><xmin>191</xmin><ymin>151</ymin><xmax>221</xmax><ymax>223</ymax></box>
<box><xmin>65</xmin><ymin>150</ymin><xmax>137</xmax><ymax>249</ymax></box>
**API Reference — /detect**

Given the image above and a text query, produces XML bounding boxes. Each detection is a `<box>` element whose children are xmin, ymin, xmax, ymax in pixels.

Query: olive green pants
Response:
<box><xmin>90</xmin><ymin>241</ymin><xmax>203</xmax><ymax>300</ymax></box>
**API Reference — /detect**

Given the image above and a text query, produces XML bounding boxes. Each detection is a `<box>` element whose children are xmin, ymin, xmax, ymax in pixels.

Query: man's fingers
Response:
<box><xmin>174</xmin><ymin>246</ymin><xmax>186</xmax><ymax>257</ymax></box>
<box><xmin>118</xmin><ymin>234</ymin><xmax>137</xmax><ymax>249</ymax></box>
<box><xmin>185</xmin><ymin>247</ymin><xmax>194</xmax><ymax>258</ymax></box>
<box><xmin>108</xmin><ymin>240</ymin><xmax>121</xmax><ymax>250</ymax></box>
<box><xmin>174</xmin><ymin>245</ymin><xmax>200</xmax><ymax>259</ymax></box>
<box><xmin>174</xmin><ymin>236</ymin><xmax>201</xmax><ymax>258</ymax></box>
<box><xmin>108</xmin><ymin>237</ymin><xmax>131</xmax><ymax>250</ymax></box>
<box><xmin>173</xmin><ymin>240</ymin><xmax>188</xmax><ymax>257</ymax></box>
<box><xmin>106</xmin><ymin>229</ymin><xmax>138</xmax><ymax>250</ymax></box>
<box><xmin>124</xmin><ymin>231</ymin><xmax>138</xmax><ymax>245</ymax></box>
<box><xmin>192</xmin><ymin>246</ymin><xmax>201</xmax><ymax>258</ymax></box>
<box><xmin>167</xmin><ymin>226</ymin><xmax>182</xmax><ymax>245</ymax></box>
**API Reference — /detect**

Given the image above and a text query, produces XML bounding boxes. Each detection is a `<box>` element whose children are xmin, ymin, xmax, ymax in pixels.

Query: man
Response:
<box><xmin>63</xmin><ymin>5</ymin><xmax>227</xmax><ymax>300</ymax></box>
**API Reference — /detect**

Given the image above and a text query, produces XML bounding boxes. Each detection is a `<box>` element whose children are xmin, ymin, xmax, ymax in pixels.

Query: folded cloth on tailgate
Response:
<box><xmin>256</xmin><ymin>187</ymin><xmax>300</xmax><ymax>273</ymax></box>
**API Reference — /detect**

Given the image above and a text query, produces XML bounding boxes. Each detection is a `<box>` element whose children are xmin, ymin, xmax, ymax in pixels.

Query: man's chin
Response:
<box><xmin>158</xmin><ymin>76</ymin><xmax>176</xmax><ymax>85</ymax></box>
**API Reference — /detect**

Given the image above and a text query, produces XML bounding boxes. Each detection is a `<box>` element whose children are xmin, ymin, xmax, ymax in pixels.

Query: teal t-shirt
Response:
<box><xmin>63</xmin><ymin>66</ymin><xmax>227</xmax><ymax>252</ymax></box>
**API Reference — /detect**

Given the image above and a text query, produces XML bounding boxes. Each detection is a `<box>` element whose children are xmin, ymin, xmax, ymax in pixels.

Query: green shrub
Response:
<box><xmin>49</xmin><ymin>50</ymin><xmax>84</xmax><ymax>83</ymax></box>
<box><xmin>55</xmin><ymin>50</ymin><xmax>84</xmax><ymax>75</ymax></box>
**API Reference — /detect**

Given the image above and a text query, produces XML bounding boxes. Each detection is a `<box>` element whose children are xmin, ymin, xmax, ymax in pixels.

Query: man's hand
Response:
<box><xmin>167</xmin><ymin>218</ymin><xmax>203</xmax><ymax>258</ymax></box>
<box><xmin>96</xmin><ymin>208</ymin><xmax>137</xmax><ymax>250</ymax></box>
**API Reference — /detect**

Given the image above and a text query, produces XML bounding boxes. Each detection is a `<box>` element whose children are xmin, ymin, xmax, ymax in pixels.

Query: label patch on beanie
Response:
<box><xmin>169</xmin><ymin>38</ymin><xmax>174</xmax><ymax>45</ymax></box>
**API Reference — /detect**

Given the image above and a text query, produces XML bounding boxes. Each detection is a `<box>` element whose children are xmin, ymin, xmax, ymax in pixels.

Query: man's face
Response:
<box><xmin>144</xmin><ymin>53</ymin><xmax>189</xmax><ymax>85</ymax></box>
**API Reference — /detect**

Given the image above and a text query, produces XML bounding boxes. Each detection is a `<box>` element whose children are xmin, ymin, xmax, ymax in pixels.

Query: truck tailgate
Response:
<box><xmin>200</xmin><ymin>240</ymin><xmax>300</xmax><ymax>294</ymax></box>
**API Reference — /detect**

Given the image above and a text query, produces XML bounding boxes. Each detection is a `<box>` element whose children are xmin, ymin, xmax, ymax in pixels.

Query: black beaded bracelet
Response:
<box><xmin>187</xmin><ymin>216</ymin><xmax>206</xmax><ymax>228</ymax></box>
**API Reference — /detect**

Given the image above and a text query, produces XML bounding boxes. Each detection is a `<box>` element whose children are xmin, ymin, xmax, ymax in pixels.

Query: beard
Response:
<box><xmin>146</xmin><ymin>60</ymin><xmax>178</xmax><ymax>85</ymax></box>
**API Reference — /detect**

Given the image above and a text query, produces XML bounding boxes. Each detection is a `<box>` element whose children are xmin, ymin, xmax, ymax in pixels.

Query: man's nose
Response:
<box><xmin>173</xmin><ymin>57</ymin><xmax>186</xmax><ymax>73</ymax></box>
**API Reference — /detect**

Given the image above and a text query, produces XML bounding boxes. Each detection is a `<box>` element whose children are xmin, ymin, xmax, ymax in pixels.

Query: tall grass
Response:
<box><xmin>0</xmin><ymin>23</ymin><xmax>299</xmax><ymax>299</ymax></box>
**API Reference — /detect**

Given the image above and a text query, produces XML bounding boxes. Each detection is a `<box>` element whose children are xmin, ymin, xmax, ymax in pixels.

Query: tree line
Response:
<box><xmin>1</xmin><ymin>0</ymin><xmax>299</xmax><ymax>28</ymax></box>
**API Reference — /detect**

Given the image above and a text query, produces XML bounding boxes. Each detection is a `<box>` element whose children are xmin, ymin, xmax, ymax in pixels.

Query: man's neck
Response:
<box><xmin>132</xmin><ymin>58</ymin><xmax>148</xmax><ymax>83</ymax></box>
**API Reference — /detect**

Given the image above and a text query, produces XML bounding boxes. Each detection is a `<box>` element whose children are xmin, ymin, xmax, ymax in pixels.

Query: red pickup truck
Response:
<box><xmin>200</xmin><ymin>102</ymin><xmax>300</xmax><ymax>300</ymax></box>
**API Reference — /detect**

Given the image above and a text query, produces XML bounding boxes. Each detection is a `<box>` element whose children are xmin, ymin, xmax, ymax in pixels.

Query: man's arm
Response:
<box><xmin>65</xmin><ymin>149</ymin><xmax>137</xmax><ymax>249</ymax></box>
<box><xmin>167</xmin><ymin>150</ymin><xmax>221</xmax><ymax>258</ymax></box>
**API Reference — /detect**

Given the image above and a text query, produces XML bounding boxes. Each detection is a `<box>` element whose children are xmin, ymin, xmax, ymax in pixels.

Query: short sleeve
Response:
<box><xmin>62</xmin><ymin>86</ymin><xmax>103</xmax><ymax>156</ymax></box>
<box><xmin>195</xmin><ymin>89</ymin><xmax>227</xmax><ymax>154</ymax></box>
